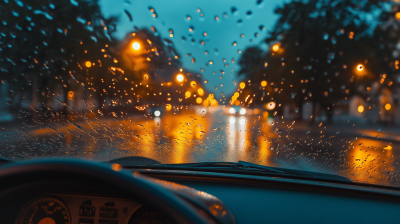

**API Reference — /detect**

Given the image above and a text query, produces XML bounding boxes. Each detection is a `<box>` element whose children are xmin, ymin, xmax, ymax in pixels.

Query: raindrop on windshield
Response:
<box><xmin>231</xmin><ymin>6</ymin><xmax>238</xmax><ymax>14</ymax></box>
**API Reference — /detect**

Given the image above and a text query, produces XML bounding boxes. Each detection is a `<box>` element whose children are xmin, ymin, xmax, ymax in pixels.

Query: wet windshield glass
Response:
<box><xmin>1</xmin><ymin>0</ymin><xmax>400</xmax><ymax>187</ymax></box>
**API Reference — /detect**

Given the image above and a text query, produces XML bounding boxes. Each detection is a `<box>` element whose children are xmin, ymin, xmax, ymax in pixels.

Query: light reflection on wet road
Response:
<box><xmin>1</xmin><ymin>109</ymin><xmax>400</xmax><ymax>187</ymax></box>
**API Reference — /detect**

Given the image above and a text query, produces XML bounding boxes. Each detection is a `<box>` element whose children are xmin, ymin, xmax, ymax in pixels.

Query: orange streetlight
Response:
<box><xmin>239</xmin><ymin>82</ymin><xmax>246</xmax><ymax>89</ymax></box>
<box><xmin>396</xmin><ymin>12</ymin><xmax>400</xmax><ymax>20</ymax></box>
<box><xmin>357</xmin><ymin>105</ymin><xmax>364</xmax><ymax>113</ymax></box>
<box><xmin>85</xmin><ymin>61</ymin><xmax>92</xmax><ymax>68</ymax></box>
<box><xmin>196</xmin><ymin>97</ymin><xmax>202</xmax><ymax>104</ymax></box>
<box><xmin>356</xmin><ymin>64</ymin><xmax>364</xmax><ymax>72</ymax></box>
<box><xmin>132</xmin><ymin>42</ymin><xmax>141</xmax><ymax>50</ymax></box>
<box><xmin>272</xmin><ymin>44</ymin><xmax>280</xmax><ymax>52</ymax></box>
<box><xmin>385</xmin><ymin>103</ymin><xmax>391</xmax><ymax>111</ymax></box>
<box><xmin>261</xmin><ymin>81</ymin><xmax>267</xmax><ymax>87</ymax></box>
<box><xmin>176</xmin><ymin>74</ymin><xmax>184</xmax><ymax>82</ymax></box>
<box><xmin>197</xmin><ymin>88</ymin><xmax>204</xmax><ymax>96</ymax></box>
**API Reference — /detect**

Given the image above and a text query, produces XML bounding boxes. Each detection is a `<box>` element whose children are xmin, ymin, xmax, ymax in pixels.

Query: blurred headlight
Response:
<box><xmin>154</xmin><ymin>110</ymin><xmax>161</xmax><ymax>117</ymax></box>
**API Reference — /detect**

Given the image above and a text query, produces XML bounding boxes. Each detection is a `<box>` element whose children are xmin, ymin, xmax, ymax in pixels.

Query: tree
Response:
<box><xmin>237</xmin><ymin>0</ymin><xmax>389</xmax><ymax>123</ymax></box>
<box><xmin>0</xmin><ymin>0</ymin><xmax>117</xmax><ymax>117</ymax></box>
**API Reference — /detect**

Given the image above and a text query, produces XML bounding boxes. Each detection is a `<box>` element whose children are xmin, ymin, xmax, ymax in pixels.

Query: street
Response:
<box><xmin>1</xmin><ymin>107</ymin><xmax>399</xmax><ymax>187</ymax></box>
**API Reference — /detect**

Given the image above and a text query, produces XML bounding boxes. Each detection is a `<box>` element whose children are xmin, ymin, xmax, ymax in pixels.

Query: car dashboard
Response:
<box><xmin>3</xmin><ymin>161</ymin><xmax>400</xmax><ymax>224</ymax></box>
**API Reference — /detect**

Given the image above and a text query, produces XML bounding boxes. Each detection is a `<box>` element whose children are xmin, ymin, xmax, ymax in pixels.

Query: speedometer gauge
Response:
<box><xmin>16</xmin><ymin>197</ymin><xmax>71</xmax><ymax>224</ymax></box>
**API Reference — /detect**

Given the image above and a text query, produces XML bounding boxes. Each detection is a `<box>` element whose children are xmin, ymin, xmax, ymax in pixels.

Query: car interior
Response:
<box><xmin>0</xmin><ymin>157</ymin><xmax>399</xmax><ymax>224</ymax></box>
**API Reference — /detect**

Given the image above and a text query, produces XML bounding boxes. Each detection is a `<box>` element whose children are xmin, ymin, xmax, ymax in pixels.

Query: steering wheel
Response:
<box><xmin>0</xmin><ymin>159</ymin><xmax>210</xmax><ymax>224</ymax></box>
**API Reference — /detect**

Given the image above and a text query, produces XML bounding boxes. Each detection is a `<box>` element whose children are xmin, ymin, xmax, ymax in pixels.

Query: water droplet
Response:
<box><xmin>231</xmin><ymin>6</ymin><xmax>238</xmax><ymax>14</ymax></box>
<box><xmin>124</xmin><ymin>9</ymin><xmax>133</xmax><ymax>21</ymax></box>
<box><xmin>323</xmin><ymin>33</ymin><xmax>329</xmax><ymax>40</ymax></box>
<box><xmin>331</xmin><ymin>37</ymin><xmax>337</xmax><ymax>44</ymax></box>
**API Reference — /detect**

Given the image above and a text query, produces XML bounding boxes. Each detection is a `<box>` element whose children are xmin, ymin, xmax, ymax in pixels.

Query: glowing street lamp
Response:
<box><xmin>132</xmin><ymin>42</ymin><xmax>141</xmax><ymax>50</ymax></box>
<box><xmin>239</xmin><ymin>82</ymin><xmax>246</xmax><ymax>89</ymax></box>
<box><xmin>261</xmin><ymin>81</ymin><xmax>267</xmax><ymax>87</ymax></box>
<box><xmin>176</xmin><ymin>74</ymin><xmax>184</xmax><ymax>82</ymax></box>
<box><xmin>272</xmin><ymin>44</ymin><xmax>280</xmax><ymax>52</ymax></box>
<box><xmin>357</xmin><ymin>105</ymin><xmax>364</xmax><ymax>113</ymax></box>
<box><xmin>85</xmin><ymin>61</ymin><xmax>92</xmax><ymax>68</ymax></box>
<box><xmin>197</xmin><ymin>88</ymin><xmax>204</xmax><ymax>96</ymax></box>
<box><xmin>356</xmin><ymin>64</ymin><xmax>364</xmax><ymax>72</ymax></box>
<box><xmin>396</xmin><ymin>12</ymin><xmax>400</xmax><ymax>20</ymax></box>
<box><xmin>385</xmin><ymin>103</ymin><xmax>391</xmax><ymax>111</ymax></box>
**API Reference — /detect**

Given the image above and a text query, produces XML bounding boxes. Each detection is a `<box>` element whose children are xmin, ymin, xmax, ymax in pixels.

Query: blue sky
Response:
<box><xmin>100</xmin><ymin>0</ymin><xmax>287</xmax><ymax>98</ymax></box>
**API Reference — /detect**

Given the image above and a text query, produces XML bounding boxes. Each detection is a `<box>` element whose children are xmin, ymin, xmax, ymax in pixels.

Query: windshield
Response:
<box><xmin>1</xmin><ymin>0</ymin><xmax>400</xmax><ymax>187</ymax></box>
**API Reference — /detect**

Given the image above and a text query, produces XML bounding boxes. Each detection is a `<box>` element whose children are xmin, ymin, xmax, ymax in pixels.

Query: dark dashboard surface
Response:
<box><xmin>147</xmin><ymin>173</ymin><xmax>400</xmax><ymax>224</ymax></box>
<box><xmin>2</xmin><ymin>158</ymin><xmax>400</xmax><ymax>224</ymax></box>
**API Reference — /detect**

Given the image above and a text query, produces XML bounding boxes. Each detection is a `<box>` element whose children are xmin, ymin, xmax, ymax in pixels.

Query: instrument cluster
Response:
<box><xmin>16</xmin><ymin>195</ymin><xmax>144</xmax><ymax>224</ymax></box>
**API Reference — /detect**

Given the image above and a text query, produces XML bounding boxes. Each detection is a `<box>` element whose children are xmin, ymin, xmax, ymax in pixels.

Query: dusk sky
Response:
<box><xmin>100</xmin><ymin>0</ymin><xmax>287</xmax><ymax>98</ymax></box>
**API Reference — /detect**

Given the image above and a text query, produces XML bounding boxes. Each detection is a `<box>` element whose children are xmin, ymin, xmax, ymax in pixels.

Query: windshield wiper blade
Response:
<box><xmin>154</xmin><ymin>161</ymin><xmax>286</xmax><ymax>174</ymax></box>
<box><xmin>127</xmin><ymin>161</ymin><xmax>351</xmax><ymax>183</ymax></box>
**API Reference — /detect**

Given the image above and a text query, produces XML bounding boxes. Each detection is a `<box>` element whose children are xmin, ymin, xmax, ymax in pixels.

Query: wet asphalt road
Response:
<box><xmin>1</xmin><ymin>108</ymin><xmax>399</xmax><ymax>187</ymax></box>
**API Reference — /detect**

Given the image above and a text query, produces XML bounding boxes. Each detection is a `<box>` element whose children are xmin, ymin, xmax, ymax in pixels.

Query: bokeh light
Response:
<box><xmin>132</xmin><ymin>42</ymin><xmax>140</xmax><ymax>50</ymax></box>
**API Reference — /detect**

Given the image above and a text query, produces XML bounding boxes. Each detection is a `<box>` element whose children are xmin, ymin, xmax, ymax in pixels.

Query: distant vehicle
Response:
<box><xmin>147</xmin><ymin>107</ymin><xmax>164</xmax><ymax>117</ymax></box>
<box><xmin>227</xmin><ymin>106</ymin><xmax>246</xmax><ymax>116</ymax></box>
